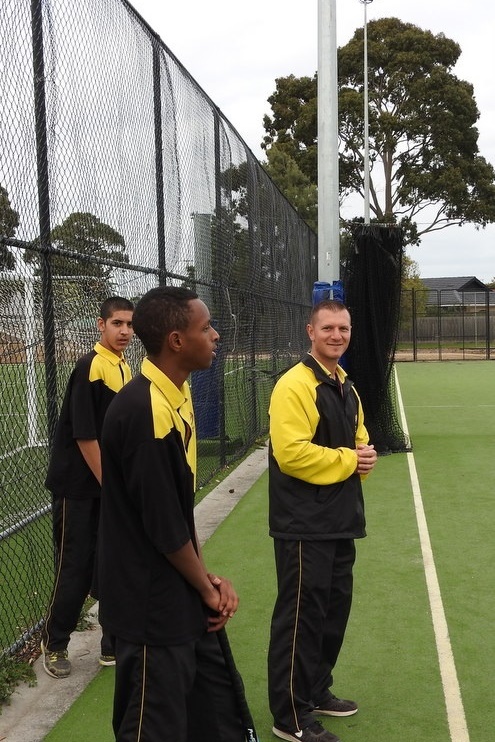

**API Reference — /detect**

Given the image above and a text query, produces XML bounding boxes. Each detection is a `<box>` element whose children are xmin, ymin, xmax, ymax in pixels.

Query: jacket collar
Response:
<box><xmin>140</xmin><ymin>356</ymin><xmax>188</xmax><ymax>408</ymax></box>
<box><xmin>94</xmin><ymin>341</ymin><xmax>125</xmax><ymax>366</ymax></box>
<box><xmin>302</xmin><ymin>352</ymin><xmax>349</xmax><ymax>386</ymax></box>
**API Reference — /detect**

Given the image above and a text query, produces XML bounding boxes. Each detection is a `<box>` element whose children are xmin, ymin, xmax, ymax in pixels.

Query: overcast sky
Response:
<box><xmin>128</xmin><ymin>0</ymin><xmax>495</xmax><ymax>282</ymax></box>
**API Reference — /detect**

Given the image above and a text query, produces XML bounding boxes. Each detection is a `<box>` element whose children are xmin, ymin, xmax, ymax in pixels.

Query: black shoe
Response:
<box><xmin>41</xmin><ymin>641</ymin><xmax>71</xmax><ymax>679</ymax></box>
<box><xmin>272</xmin><ymin>720</ymin><xmax>341</xmax><ymax>742</ymax></box>
<box><xmin>313</xmin><ymin>692</ymin><xmax>358</xmax><ymax>717</ymax></box>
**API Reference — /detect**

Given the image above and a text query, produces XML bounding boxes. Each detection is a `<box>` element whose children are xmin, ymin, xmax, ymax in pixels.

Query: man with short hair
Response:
<box><xmin>42</xmin><ymin>296</ymin><xmax>134</xmax><ymax>678</ymax></box>
<box><xmin>98</xmin><ymin>286</ymin><xmax>245</xmax><ymax>742</ymax></box>
<box><xmin>268</xmin><ymin>300</ymin><xmax>377</xmax><ymax>742</ymax></box>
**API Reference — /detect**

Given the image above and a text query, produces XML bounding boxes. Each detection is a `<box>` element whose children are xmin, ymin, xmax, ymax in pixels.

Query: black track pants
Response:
<box><xmin>268</xmin><ymin>538</ymin><xmax>356</xmax><ymax>732</ymax></box>
<box><xmin>113</xmin><ymin>631</ymin><xmax>245</xmax><ymax>742</ymax></box>
<box><xmin>42</xmin><ymin>496</ymin><xmax>113</xmax><ymax>655</ymax></box>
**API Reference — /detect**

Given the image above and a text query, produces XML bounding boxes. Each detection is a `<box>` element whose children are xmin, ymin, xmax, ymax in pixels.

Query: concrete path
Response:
<box><xmin>0</xmin><ymin>444</ymin><xmax>268</xmax><ymax>742</ymax></box>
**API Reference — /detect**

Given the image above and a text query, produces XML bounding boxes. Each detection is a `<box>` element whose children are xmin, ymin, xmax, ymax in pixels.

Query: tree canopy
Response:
<box><xmin>263</xmin><ymin>146</ymin><xmax>318</xmax><ymax>232</ymax></box>
<box><xmin>25</xmin><ymin>211</ymin><xmax>128</xmax><ymax>304</ymax></box>
<box><xmin>262</xmin><ymin>17</ymin><xmax>495</xmax><ymax>245</ymax></box>
<box><xmin>0</xmin><ymin>184</ymin><xmax>19</xmax><ymax>270</ymax></box>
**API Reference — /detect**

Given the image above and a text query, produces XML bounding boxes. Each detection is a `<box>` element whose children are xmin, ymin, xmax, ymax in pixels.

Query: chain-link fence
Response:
<box><xmin>397</xmin><ymin>290</ymin><xmax>495</xmax><ymax>360</ymax></box>
<box><xmin>0</xmin><ymin>0</ymin><xmax>317</xmax><ymax>660</ymax></box>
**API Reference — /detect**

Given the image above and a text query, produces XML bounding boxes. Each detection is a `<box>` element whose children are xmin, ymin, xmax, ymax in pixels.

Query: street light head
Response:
<box><xmin>359</xmin><ymin>0</ymin><xmax>373</xmax><ymax>4</ymax></box>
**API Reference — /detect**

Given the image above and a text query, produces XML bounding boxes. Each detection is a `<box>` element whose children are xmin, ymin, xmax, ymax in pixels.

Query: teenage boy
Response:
<box><xmin>41</xmin><ymin>296</ymin><xmax>134</xmax><ymax>678</ymax></box>
<box><xmin>98</xmin><ymin>286</ymin><xmax>245</xmax><ymax>742</ymax></box>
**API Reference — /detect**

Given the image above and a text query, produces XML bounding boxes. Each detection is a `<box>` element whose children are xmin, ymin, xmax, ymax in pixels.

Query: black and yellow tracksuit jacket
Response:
<box><xmin>269</xmin><ymin>353</ymin><xmax>370</xmax><ymax>541</ymax></box>
<box><xmin>98</xmin><ymin>357</ymin><xmax>206</xmax><ymax>646</ymax></box>
<box><xmin>45</xmin><ymin>342</ymin><xmax>132</xmax><ymax>499</ymax></box>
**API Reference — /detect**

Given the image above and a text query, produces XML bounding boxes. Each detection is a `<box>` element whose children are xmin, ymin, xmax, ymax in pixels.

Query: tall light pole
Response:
<box><xmin>360</xmin><ymin>0</ymin><xmax>373</xmax><ymax>225</ymax></box>
<box><xmin>317</xmin><ymin>0</ymin><xmax>339</xmax><ymax>284</ymax></box>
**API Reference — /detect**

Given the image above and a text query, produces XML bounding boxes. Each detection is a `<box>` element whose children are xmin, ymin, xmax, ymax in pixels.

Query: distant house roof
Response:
<box><xmin>420</xmin><ymin>276</ymin><xmax>495</xmax><ymax>308</ymax></box>
<box><xmin>421</xmin><ymin>276</ymin><xmax>489</xmax><ymax>292</ymax></box>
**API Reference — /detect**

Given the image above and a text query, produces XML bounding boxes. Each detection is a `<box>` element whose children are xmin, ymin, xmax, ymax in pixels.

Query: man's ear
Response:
<box><xmin>306</xmin><ymin>323</ymin><xmax>314</xmax><ymax>340</ymax></box>
<box><xmin>97</xmin><ymin>317</ymin><xmax>105</xmax><ymax>333</ymax></box>
<box><xmin>168</xmin><ymin>330</ymin><xmax>182</xmax><ymax>352</ymax></box>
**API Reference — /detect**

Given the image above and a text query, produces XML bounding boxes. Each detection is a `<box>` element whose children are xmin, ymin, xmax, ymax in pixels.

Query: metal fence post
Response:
<box><xmin>412</xmin><ymin>289</ymin><xmax>417</xmax><ymax>362</ymax></box>
<box><xmin>31</xmin><ymin>0</ymin><xmax>58</xmax><ymax>443</ymax></box>
<box><xmin>213</xmin><ymin>110</ymin><xmax>226</xmax><ymax>466</ymax></box>
<box><xmin>152</xmin><ymin>43</ymin><xmax>167</xmax><ymax>283</ymax></box>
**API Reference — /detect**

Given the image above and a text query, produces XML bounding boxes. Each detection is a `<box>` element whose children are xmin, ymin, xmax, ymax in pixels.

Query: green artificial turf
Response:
<box><xmin>43</xmin><ymin>667</ymin><xmax>115</xmax><ymax>741</ymax></box>
<box><xmin>396</xmin><ymin>361</ymin><xmax>495</xmax><ymax>742</ymax></box>
<box><xmin>44</xmin><ymin>360</ymin><xmax>495</xmax><ymax>742</ymax></box>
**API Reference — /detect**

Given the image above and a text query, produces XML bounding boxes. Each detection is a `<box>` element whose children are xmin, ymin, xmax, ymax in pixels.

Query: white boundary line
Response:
<box><xmin>394</xmin><ymin>365</ymin><xmax>470</xmax><ymax>742</ymax></box>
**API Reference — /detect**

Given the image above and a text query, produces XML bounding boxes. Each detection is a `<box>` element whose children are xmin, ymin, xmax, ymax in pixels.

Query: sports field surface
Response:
<box><xmin>44</xmin><ymin>361</ymin><xmax>495</xmax><ymax>742</ymax></box>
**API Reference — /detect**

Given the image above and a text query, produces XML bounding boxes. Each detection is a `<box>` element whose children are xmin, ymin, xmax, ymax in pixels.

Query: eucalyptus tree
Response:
<box><xmin>24</xmin><ymin>211</ymin><xmax>128</xmax><ymax>307</ymax></box>
<box><xmin>263</xmin><ymin>17</ymin><xmax>495</xmax><ymax>245</ymax></box>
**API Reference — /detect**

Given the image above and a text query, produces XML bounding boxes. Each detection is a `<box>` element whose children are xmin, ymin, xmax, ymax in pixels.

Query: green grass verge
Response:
<box><xmin>0</xmin><ymin>446</ymin><xmax>50</xmax><ymax>524</ymax></box>
<box><xmin>0</xmin><ymin>515</ymin><xmax>53</xmax><ymax>649</ymax></box>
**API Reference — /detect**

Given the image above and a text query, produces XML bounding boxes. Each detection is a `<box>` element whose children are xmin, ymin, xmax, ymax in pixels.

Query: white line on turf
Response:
<box><xmin>394</xmin><ymin>365</ymin><xmax>470</xmax><ymax>742</ymax></box>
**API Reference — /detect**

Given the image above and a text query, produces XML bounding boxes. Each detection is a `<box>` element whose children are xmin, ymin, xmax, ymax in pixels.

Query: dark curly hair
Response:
<box><xmin>132</xmin><ymin>286</ymin><xmax>199</xmax><ymax>356</ymax></box>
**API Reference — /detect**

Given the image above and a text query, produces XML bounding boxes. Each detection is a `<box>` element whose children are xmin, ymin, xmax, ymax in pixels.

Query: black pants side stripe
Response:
<box><xmin>43</xmin><ymin>497</ymin><xmax>67</xmax><ymax>650</ymax></box>
<box><xmin>268</xmin><ymin>538</ymin><xmax>355</xmax><ymax>731</ymax></box>
<box><xmin>289</xmin><ymin>540</ymin><xmax>303</xmax><ymax>733</ymax></box>
<box><xmin>137</xmin><ymin>645</ymin><xmax>146</xmax><ymax>741</ymax></box>
<box><xmin>113</xmin><ymin>634</ymin><xmax>245</xmax><ymax>741</ymax></box>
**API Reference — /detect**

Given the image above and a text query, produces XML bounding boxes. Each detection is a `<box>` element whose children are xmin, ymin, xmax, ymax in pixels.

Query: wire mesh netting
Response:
<box><xmin>0</xmin><ymin>0</ymin><xmax>317</xmax><ymax>660</ymax></box>
<box><xmin>343</xmin><ymin>225</ymin><xmax>410</xmax><ymax>454</ymax></box>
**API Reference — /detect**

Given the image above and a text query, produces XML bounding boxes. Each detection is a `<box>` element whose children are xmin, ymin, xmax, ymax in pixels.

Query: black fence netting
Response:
<box><xmin>0</xmin><ymin>0</ymin><xmax>317</xmax><ymax>659</ymax></box>
<box><xmin>343</xmin><ymin>225</ymin><xmax>410</xmax><ymax>454</ymax></box>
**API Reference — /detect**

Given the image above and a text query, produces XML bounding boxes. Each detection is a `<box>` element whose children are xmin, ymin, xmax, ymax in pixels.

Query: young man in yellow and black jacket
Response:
<box><xmin>41</xmin><ymin>296</ymin><xmax>134</xmax><ymax>679</ymax></box>
<box><xmin>268</xmin><ymin>300</ymin><xmax>377</xmax><ymax>742</ymax></box>
<box><xmin>98</xmin><ymin>286</ymin><xmax>245</xmax><ymax>742</ymax></box>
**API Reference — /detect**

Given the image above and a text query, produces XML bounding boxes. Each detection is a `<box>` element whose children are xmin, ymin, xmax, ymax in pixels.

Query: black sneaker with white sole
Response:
<box><xmin>272</xmin><ymin>720</ymin><xmax>341</xmax><ymax>742</ymax></box>
<box><xmin>312</xmin><ymin>692</ymin><xmax>358</xmax><ymax>717</ymax></box>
